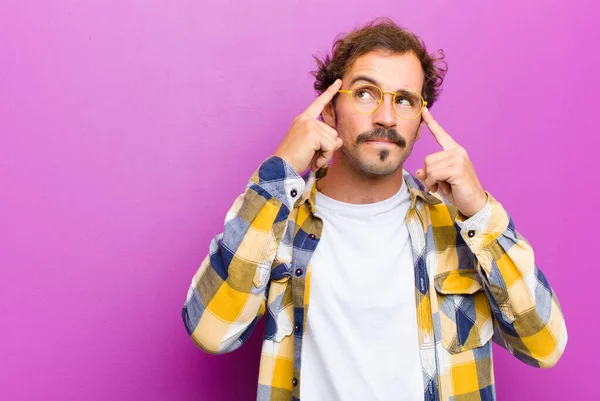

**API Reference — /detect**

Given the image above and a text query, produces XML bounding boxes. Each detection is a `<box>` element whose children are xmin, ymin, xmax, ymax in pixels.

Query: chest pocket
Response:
<box><xmin>264</xmin><ymin>261</ymin><xmax>294</xmax><ymax>343</ymax></box>
<box><xmin>434</xmin><ymin>269</ymin><xmax>494</xmax><ymax>353</ymax></box>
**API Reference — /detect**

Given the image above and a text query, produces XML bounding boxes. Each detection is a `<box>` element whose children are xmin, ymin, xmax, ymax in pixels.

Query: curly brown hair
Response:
<box><xmin>312</xmin><ymin>18</ymin><xmax>447</xmax><ymax>108</ymax></box>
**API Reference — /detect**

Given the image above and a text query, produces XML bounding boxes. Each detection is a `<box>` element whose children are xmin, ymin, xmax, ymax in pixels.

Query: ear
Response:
<box><xmin>416</xmin><ymin>118</ymin><xmax>424</xmax><ymax>140</ymax></box>
<box><xmin>322</xmin><ymin>102</ymin><xmax>337</xmax><ymax>128</ymax></box>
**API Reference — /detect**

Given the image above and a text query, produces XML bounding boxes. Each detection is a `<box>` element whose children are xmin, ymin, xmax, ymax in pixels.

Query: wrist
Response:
<box><xmin>273</xmin><ymin>152</ymin><xmax>302</xmax><ymax>174</ymax></box>
<box><xmin>459</xmin><ymin>192</ymin><xmax>488</xmax><ymax>218</ymax></box>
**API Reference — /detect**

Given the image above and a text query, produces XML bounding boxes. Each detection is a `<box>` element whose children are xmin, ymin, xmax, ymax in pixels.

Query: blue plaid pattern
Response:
<box><xmin>183</xmin><ymin>155</ymin><xmax>567</xmax><ymax>400</ymax></box>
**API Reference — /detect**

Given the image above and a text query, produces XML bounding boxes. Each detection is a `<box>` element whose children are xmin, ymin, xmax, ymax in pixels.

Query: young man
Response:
<box><xmin>182</xmin><ymin>19</ymin><xmax>567</xmax><ymax>401</ymax></box>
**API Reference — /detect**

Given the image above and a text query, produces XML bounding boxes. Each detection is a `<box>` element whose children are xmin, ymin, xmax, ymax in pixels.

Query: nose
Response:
<box><xmin>372</xmin><ymin>93</ymin><xmax>397</xmax><ymax>129</ymax></box>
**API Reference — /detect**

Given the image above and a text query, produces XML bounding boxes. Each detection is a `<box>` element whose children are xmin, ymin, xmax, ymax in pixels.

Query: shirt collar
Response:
<box><xmin>299</xmin><ymin>166</ymin><xmax>442</xmax><ymax>213</ymax></box>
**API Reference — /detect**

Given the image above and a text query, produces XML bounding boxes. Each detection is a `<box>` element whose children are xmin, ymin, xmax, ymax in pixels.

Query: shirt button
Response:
<box><xmin>308</xmin><ymin>233</ymin><xmax>316</xmax><ymax>240</ymax></box>
<box><xmin>468</xmin><ymin>230</ymin><xmax>476</xmax><ymax>238</ymax></box>
<box><xmin>292</xmin><ymin>377</ymin><xmax>298</xmax><ymax>387</ymax></box>
<box><xmin>295</xmin><ymin>268</ymin><xmax>303</xmax><ymax>276</ymax></box>
<box><xmin>290</xmin><ymin>189</ymin><xmax>298</xmax><ymax>198</ymax></box>
<box><xmin>294</xmin><ymin>323</ymin><xmax>302</xmax><ymax>333</ymax></box>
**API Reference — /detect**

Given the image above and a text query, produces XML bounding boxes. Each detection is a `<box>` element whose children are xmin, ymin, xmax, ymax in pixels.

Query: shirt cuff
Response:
<box><xmin>254</xmin><ymin>155</ymin><xmax>306</xmax><ymax>210</ymax></box>
<box><xmin>455</xmin><ymin>191</ymin><xmax>510</xmax><ymax>253</ymax></box>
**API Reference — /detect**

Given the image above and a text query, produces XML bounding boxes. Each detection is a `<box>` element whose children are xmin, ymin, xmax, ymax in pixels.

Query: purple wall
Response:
<box><xmin>1</xmin><ymin>1</ymin><xmax>597</xmax><ymax>400</ymax></box>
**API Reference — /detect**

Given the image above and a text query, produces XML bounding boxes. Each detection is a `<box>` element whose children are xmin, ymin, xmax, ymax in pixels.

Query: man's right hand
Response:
<box><xmin>274</xmin><ymin>79</ymin><xmax>344</xmax><ymax>174</ymax></box>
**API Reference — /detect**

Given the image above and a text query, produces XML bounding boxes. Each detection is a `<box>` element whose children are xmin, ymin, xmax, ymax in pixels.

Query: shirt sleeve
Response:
<box><xmin>182</xmin><ymin>155</ymin><xmax>305</xmax><ymax>354</ymax></box>
<box><xmin>455</xmin><ymin>192</ymin><xmax>568</xmax><ymax>368</ymax></box>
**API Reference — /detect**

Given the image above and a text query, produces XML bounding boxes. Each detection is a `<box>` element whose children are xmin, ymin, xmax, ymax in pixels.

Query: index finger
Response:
<box><xmin>422</xmin><ymin>107</ymin><xmax>458</xmax><ymax>150</ymax></box>
<box><xmin>305</xmin><ymin>79</ymin><xmax>343</xmax><ymax>119</ymax></box>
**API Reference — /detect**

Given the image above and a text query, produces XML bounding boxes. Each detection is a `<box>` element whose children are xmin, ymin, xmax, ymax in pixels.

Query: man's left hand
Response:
<box><xmin>415</xmin><ymin>107</ymin><xmax>488</xmax><ymax>218</ymax></box>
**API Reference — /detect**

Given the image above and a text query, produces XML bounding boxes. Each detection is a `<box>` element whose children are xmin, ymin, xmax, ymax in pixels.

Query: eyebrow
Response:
<box><xmin>349</xmin><ymin>75</ymin><xmax>416</xmax><ymax>94</ymax></box>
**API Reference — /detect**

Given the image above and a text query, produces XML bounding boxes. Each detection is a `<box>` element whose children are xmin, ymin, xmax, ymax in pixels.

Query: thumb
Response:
<box><xmin>415</xmin><ymin>169</ymin><xmax>426</xmax><ymax>181</ymax></box>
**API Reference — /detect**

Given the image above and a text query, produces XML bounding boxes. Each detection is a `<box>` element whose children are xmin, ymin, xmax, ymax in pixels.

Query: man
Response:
<box><xmin>182</xmin><ymin>18</ymin><xmax>567</xmax><ymax>401</ymax></box>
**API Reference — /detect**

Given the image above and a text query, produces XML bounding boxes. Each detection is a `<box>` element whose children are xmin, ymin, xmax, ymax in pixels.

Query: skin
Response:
<box><xmin>319</xmin><ymin>50</ymin><xmax>425</xmax><ymax>204</ymax></box>
<box><xmin>275</xmin><ymin>49</ymin><xmax>487</xmax><ymax>217</ymax></box>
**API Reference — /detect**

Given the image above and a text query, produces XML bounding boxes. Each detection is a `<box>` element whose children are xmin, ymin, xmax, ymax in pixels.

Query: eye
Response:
<box><xmin>395</xmin><ymin>95</ymin><xmax>414</xmax><ymax>106</ymax></box>
<box><xmin>356</xmin><ymin>89</ymin><xmax>375</xmax><ymax>100</ymax></box>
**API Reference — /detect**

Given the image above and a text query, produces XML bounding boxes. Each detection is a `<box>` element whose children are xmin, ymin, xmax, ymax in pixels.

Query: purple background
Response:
<box><xmin>1</xmin><ymin>1</ymin><xmax>598</xmax><ymax>400</ymax></box>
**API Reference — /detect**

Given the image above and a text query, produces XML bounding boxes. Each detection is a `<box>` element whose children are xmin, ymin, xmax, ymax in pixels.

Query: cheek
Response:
<box><xmin>336</xmin><ymin>108</ymin><xmax>371</xmax><ymax>141</ymax></box>
<box><xmin>400</xmin><ymin>119</ymin><xmax>421</xmax><ymax>139</ymax></box>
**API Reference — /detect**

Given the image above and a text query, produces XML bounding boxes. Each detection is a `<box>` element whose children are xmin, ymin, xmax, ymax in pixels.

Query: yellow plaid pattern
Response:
<box><xmin>183</xmin><ymin>156</ymin><xmax>567</xmax><ymax>401</ymax></box>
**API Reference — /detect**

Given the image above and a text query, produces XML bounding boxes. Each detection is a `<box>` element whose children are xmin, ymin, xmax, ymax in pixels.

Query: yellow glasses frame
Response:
<box><xmin>338</xmin><ymin>84</ymin><xmax>428</xmax><ymax>120</ymax></box>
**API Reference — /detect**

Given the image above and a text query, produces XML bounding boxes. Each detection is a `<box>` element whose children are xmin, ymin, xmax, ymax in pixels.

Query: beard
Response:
<box><xmin>341</xmin><ymin>126</ymin><xmax>417</xmax><ymax>177</ymax></box>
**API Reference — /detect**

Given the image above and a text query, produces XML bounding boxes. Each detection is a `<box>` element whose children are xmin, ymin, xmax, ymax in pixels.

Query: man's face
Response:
<box><xmin>323</xmin><ymin>50</ymin><xmax>425</xmax><ymax>176</ymax></box>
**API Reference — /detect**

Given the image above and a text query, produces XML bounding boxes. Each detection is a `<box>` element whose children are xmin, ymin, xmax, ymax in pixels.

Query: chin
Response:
<box><xmin>341</xmin><ymin>144</ymin><xmax>408</xmax><ymax>176</ymax></box>
<box><xmin>354</xmin><ymin>155</ymin><xmax>404</xmax><ymax>176</ymax></box>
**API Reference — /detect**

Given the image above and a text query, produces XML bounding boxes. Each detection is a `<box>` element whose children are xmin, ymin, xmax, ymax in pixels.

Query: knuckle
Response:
<box><xmin>309</xmin><ymin>130</ymin><xmax>321</xmax><ymax>142</ymax></box>
<box><xmin>306</xmin><ymin>122</ymin><xmax>318</xmax><ymax>135</ymax></box>
<box><xmin>321</xmin><ymin>139</ymin><xmax>334</xmax><ymax>150</ymax></box>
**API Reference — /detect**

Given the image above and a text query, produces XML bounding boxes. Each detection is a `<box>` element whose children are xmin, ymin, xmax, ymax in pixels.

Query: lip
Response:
<box><xmin>365</xmin><ymin>139</ymin><xmax>398</xmax><ymax>146</ymax></box>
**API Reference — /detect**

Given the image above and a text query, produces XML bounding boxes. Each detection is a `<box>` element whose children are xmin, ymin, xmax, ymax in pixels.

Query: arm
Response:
<box><xmin>182</xmin><ymin>156</ymin><xmax>305</xmax><ymax>354</ymax></box>
<box><xmin>456</xmin><ymin>193</ymin><xmax>568</xmax><ymax>368</ymax></box>
<box><xmin>182</xmin><ymin>79</ymin><xmax>343</xmax><ymax>354</ymax></box>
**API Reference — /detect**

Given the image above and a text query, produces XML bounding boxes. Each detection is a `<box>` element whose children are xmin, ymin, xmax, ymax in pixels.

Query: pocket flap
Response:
<box><xmin>434</xmin><ymin>269</ymin><xmax>482</xmax><ymax>295</ymax></box>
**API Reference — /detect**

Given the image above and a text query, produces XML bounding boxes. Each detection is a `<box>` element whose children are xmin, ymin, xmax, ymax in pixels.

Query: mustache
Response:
<box><xmin>355</xmin><ymin>127</ymin><xmax>406</xmax><ymax>147</ymax></box>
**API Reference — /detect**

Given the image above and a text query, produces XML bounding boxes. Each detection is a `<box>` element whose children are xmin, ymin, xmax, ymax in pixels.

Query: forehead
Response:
<box><xmin>344</xmin><ymin>50</ymin><xmax>424</xmax><ymax>93</ymax></box>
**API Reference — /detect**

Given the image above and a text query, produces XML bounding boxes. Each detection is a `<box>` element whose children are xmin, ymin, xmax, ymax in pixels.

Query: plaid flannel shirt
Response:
<box><xmin>182</xmin><ymin>155</ymin><xmax>567</xmax><ymax>401</ymax></box>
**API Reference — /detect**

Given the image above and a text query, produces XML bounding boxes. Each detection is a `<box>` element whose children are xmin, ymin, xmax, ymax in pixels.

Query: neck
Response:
<box><xmin>317</xmin><ymin>153</ymin><xmax>405</xmax><ymax>204</ymax></box>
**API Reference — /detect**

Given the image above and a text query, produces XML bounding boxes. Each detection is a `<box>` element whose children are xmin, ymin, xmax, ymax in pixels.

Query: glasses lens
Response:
<box><xmin>351</xmin><ymin>85</ymin><xmax>382</xmax><ymax>113</ymax></box>
<box><xmin>394</xmin><ymin>90</ymin><xmax>423</xmax><ymax>119</ymax></box>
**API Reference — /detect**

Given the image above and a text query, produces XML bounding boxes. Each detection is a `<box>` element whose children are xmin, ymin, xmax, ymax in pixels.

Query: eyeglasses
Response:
<box><xmin>337</xmin><ymin>84</ymin><xmax>428</xmax><ymax>120</ymax></box>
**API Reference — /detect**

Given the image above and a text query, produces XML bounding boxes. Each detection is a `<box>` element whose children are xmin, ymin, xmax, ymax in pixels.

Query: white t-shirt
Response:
<box><xmin>300</xmin><ymin>179</ymin><xmax>424</xmax><ymax>401</ymax></box>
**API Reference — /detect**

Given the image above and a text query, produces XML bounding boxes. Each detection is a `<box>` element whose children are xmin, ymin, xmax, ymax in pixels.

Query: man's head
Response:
<box><xmin>312</xmin><ymin>18</ymin><xmax>447</xmax><ymax>177</ymax></box>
